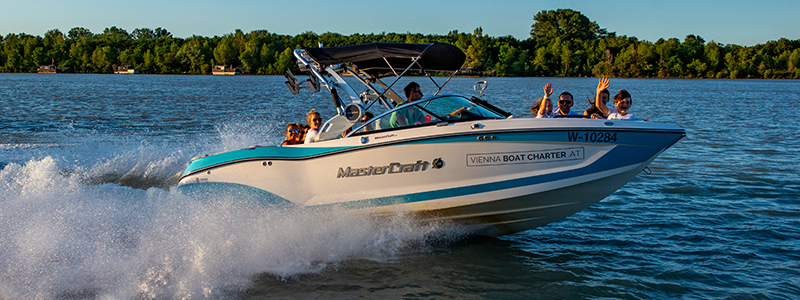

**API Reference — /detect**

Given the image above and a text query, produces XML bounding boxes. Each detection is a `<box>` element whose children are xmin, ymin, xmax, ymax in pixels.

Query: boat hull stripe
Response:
<box><xmin>314</xmin><ymin>144</ymin><xmax>658</xmax><ymax>208</ymax></box>
<box><xmin>182</xmin><ymin>129</ymin><xmax>683</xmax><ymax>177</ymax></box>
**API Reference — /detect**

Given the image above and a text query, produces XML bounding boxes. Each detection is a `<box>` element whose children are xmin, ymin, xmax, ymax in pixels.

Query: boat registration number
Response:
<box><xmin>567</xmin><ymin>132</ymin><xmax>617</xmax><ymax>143</ymax></box>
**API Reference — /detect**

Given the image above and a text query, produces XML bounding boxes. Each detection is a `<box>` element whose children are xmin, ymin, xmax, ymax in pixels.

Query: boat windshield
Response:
<box><xmin>352</xmin><ymin>95</ymin><xmax>504</xmax><ymax>135</ymax></box>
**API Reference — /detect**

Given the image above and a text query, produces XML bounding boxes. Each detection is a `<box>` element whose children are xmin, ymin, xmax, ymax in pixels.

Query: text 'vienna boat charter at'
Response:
<box><xmin>178</xmin><ymin>42</ymin><xmax>685</xmax><ymax>236</ymax></box>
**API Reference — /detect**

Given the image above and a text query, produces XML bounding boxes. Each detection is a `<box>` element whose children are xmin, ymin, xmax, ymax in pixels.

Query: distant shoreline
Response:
<box><xmin>3</xmin><ymin>10</ymin><xmax>798</xmax><ymax>79</ymax></box>
<box><xmin>3</xmin><ymin>72</ymin><xmax>797</xmax><ymax>80</ymax></box>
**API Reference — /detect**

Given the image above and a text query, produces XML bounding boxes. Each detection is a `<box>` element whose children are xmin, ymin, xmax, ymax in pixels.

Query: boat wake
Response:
<box><xmin>6</xmin><ymin>120</ymin><xmax>289</xmax><ymax>191</ymax></box>
<box><xmin>0</xmin><ymin>157</ymin><xmax>467</xmax><ymax>299</ymax></box>
<box><xmin>75</xmin><ymin>148</ymin><xmax>187</xmax><ymax>190</ymax></box>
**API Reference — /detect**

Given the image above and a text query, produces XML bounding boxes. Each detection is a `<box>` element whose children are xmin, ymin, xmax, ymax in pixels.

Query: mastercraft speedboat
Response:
<box><xmin>178</xmin><ymin>42</ymin><xmax>685</xmax><ymax>236</ymax></box>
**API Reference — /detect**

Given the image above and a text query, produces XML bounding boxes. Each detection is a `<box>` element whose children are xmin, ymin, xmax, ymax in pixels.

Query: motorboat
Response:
<box><xmin>178</xmin><ymin>42</ymin><xmax>685</xmax><ymax>236</ymax></box>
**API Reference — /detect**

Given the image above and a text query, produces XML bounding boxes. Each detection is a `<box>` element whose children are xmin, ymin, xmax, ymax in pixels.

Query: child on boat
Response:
<box><xmin>607</xmin><ymin>89</ymin><xmax>635</xmax><ymax>120</ymax></box>
<box><xmin>533</xmin><ymin>83</ymin><xmax>554</xmax><ymax>118</ymax></box>
<box><xmin>532</xmin><ymin>97</ymin><xmax>553</xmax><ymax>118</ymax></box>
<box><xmin>585</xmin><ymin>77</ymin><xmax>617</xmax><ymax>119</ymax></box>
<box><xmin>281</xmin><ymin>123</ymin><xmax>303</xmax><ymax>146</ymax></box>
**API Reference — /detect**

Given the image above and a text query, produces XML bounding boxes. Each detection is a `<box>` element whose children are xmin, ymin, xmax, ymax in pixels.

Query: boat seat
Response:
<box><xmin>374</xmin><ymin>117</ymin><xmax>391</xmax><ymax>130</ymax></box>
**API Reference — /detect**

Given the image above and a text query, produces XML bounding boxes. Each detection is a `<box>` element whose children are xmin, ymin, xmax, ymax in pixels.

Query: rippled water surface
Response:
<box><xmin>1</xmin><ymin>73</ymin><xmax>799</xmax><ymax>299</ymax></box>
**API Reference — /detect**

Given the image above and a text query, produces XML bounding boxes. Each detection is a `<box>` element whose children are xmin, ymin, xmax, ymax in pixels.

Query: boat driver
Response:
<box><xmin>389</xmin><ymin>82</ymin><xmax>425</xmax><ymax>127</ymax></box>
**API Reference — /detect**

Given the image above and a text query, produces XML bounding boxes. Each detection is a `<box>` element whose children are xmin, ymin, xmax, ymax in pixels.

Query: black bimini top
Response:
<box><xmin>304</xmin><ymin>42</ymin><xmax>466</xmax><ymax>77</ymax></box>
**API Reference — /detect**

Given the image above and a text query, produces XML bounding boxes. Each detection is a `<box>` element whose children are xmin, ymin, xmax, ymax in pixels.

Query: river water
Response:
<box><xmin>1</xmin><ymin>74</ymin><xmax>798</xmax><ymax>299</ymax></box>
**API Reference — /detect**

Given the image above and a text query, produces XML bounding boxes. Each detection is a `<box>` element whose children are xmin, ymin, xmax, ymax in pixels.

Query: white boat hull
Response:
<box><xmin>179</xmin><ymin>118</ymin><xmax>683</xmax><ymax>236</ymax></box>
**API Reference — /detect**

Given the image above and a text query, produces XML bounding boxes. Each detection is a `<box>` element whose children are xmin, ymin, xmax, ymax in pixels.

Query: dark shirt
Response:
<box><xmin>585</xmin><ymin>105</ymin><xmax>607</xmax><ymax>119</ymax></box>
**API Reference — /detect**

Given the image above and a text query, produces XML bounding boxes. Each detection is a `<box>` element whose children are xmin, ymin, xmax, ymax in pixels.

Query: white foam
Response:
<box><xmin>0</xmin><ymin>157</ymin><xmax>463</xmax><ymax>299</ymax></box>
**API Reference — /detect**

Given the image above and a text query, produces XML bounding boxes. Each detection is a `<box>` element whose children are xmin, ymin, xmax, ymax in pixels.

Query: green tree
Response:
<box><xmin>531</xmin><ymin>47</ymin><xmax>553</xmax><ymax>75</ymax></box>
<box><xmin>3</xmin><ymin>24</ymin><xmax>800</xmax><ymax>78</ymax></box>
<box><xmin>273</xmin><ymin>47</ymin><xmax>295</xmax><ymax>74</ymax></box>
<box><xmin>177</xmin><ymin>36</ymin><xmax>207</xmax><ymax>74</ymax></box>
<box><xmin>238</xmin><ymin>39</ymin><xmax>260</xmax><ymax>72</ymax></box>
<box><xmin>2</xmin><ymin>34</ymin><xmax>23</xmax><ymax>72</ymax></box>
<box><xmin>654</xmin><ymin>38</ymin><xmax>680</xmax><ymax>77</ymax></box>
<box><xmin>68</xmin><ymin>37</ymin><xmax>93</xmax><ymax>72</ymax></box>
<box><xmin>704</xmin><ymin>41</ymin><xmax>723</xmax><ymax>77</ymax></box>
<box><xmin>495</xmin><ymin>45</ymin><xmax>529</xmax><ymax>76</ymax></box>
<box><xmin>635</xmin><ymin>41</ymin><xmax>657</xmax><ymax>76</ymax></box>
<box><xmin>132</xmin><ymin>28</ymin><xmax>155</xmax><ymax>40</ymax></box>
<box><xmin>213</xmin><ymin>36</ymin><xmax>238</xmax><ymax>66</ymax></box>
<box><xmin>118</xmin><ymin>46</ymin><xmax>144</xmax><ymax>67</ymax></box>
<box><xmin>20</xmin><ymin>34</ymin><xmax>43</xmax><ymax>72</ymax></box>
<box><xmin>789</xmin><ymin>49</ymin><xmax>800</xmax><ymax>72</ymax></box>
<box><xmin>530</xmin><ymin>9</ymin><xmax>608</xmax><ymax>41</ymax></box>
<box><xmin>464</xmin><ymin>28</ymin><xmax>490</xmax><ymax>69</ymax></box>
<box><xmin>154</xmin><ymin>27</ymin><xmax>172</xmax><ymax>38</ymax></box>
<box><xmin>91</xmin><ymin>46</ymin><xmax>117</xmax><ymax>72</ymax></box>
<box><xmin>67</xmin><ymin>27</ymin><xmax>93</xmax><ymax>39</ymax></box>
<box><xmin>100</xmin><ymin>26</ymin><xmax>131</xmax><ymax>49</ymax></box>
<box><xmin>258</xmin><ymin>39</ymin><xmax>283</xmax><ymax>74</ymax></box>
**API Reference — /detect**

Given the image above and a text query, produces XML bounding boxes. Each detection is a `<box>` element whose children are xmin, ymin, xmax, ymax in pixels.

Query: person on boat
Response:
<box><xmin>607</xmin><ymin>89</ymin><xmax>635</xmax><ymax>120</ymax></box>
<box><xmin>301</xmin><ymin>124</ymin><xmax>310</xmax><ymax>142</ymax></box>
<box><xmin>295</xmin><ymin>123</ymin><xmax>306</xmax><ymax>144</ymax></box>
<box><xmin>533</xmin><ymin>97</ymin><xmax>553</xmax><ymax>118</ymax></box>
<box><xmin>360</xmin><ymin>112</ymin><xmax>374</xmax><ymax>132</ymax></box>
<box><xmin>389</xmin><ymin>82</ymin><xmax>425</xmax><ymax>127</ymax></box>
<box><xmin>534</xmin><ymin>83</ymin><xmax>554</xmax><ymax>118</ymax></box>
<box><xmin>585</xmin><ymin>77</ymin><xmax>617</xmax><ymax>119</ymax></box>
<box><xmin>553</xmin><ymin>91</ymin><xmax>580</xmax><ymax>117</ymax></box>
<box><xmin>304</xmin><ymin>109</ymin><xmax>322</xmax><ymax>143</ymax></box>
<box><xmin>281</xmin><ymin>123</ymin><xmax>303</xmax><ymax>146</ymax></box>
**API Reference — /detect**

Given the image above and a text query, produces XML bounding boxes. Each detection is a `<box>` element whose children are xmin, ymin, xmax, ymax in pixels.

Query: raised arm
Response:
<box><xmin>543</xmin><ymin>83</ymin><xmax>554</xmax><ymax>99</ymax></box>
<box><xmin>595</xmin><ymin>77</ymin><xmax>611</xmax><ymax>114</ymax></box>
<box><xmin>537</xmin><ymin>97</ymin><xmax>551</xmax><ymax>117</ymax></box>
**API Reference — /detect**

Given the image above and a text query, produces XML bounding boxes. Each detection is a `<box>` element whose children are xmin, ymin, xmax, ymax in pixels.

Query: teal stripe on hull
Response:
<box><xmin>181</xmin><ymin>139</ymin><xmax>676</xmax><ymax>211</ymax></box>
<box><xmin>183</xmin><ymin>129</ymin><xmax>681</xmax><ymax>177</ymax></box>
<box><xmin>183</xmin><ymin>145</ymin><xmax>353</xmax><ymax>175</ymax></box>
<box><xmin>315</xmin><ymin>144</ymin><xmax>661</xmax><ymax>209</ymax></box>
<box><xmin>177</xmin><ymin>181</ymin><xmax>295</xmax><ymax>207</ymax></box>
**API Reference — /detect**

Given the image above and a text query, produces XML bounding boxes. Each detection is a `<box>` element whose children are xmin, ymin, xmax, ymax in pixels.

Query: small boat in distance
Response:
<box><xmin>211</xmin><ymin>65</ymin><xmax>239</xmax><ymax>75</ymax></box>
<box><xmin>114</xmin><ymin>65</ymin><xmax>140</xmax><ymax>74</ymax></box>
<box><xmin>178</xmin><ymin>42</ymin><xmax>685</xmax><ymax>236</ymax></box>
<box><xmin>38</xmin><ymin>59</ymin><xmax>67</xmax><ymax>73</ymax></box>
<box><xmin>37</xmin><ymin>64</ymin><xmax>59</xmax><ymax>74</ymax></box>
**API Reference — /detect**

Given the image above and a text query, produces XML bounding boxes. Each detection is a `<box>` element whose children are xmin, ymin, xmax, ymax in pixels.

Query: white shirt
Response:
<box><xmin>304</xmin><ymin>128</ymin><xmax>320</xmax><ymax>143</ymax></box>
<box><xmin>607</xmin><ymin>112</ymin><xmax>635</xmax><ymax>120</ymax></box>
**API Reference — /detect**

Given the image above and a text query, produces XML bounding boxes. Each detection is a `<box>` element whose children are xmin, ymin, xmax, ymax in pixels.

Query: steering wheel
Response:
<box><xmin>447</xmin><ymin>107</ymin><xmax>472</xmax><ymax>119</ymax></box>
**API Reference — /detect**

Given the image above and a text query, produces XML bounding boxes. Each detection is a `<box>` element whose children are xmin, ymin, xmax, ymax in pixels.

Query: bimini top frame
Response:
<box><xmin>293</xmin><ymin>42</ymin><xmax>466</xmax><ymax>110</ymax></box>
<box><xmin>289</xmin><ymin>42</ymin><xmax>467</xmax><ymax>142</ymax></box>
<box><xmin>304</xmin><ymin>42</ymin><xmax>466</xmax><ymax>77</ymax></box>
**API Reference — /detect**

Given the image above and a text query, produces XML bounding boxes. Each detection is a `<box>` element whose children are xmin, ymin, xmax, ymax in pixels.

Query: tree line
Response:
<box><xmin>2</xmin><ymin>9</ymin><xmax>799</xmax><ymax>79</ymax></box>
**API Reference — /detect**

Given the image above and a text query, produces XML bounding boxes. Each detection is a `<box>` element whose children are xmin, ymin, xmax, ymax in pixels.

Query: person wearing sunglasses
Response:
<box><xmin>553</xmin><ymin>91</ymin><xmax>580</xmax><ymax>117</ymax></box>
<box><xmin>537</xmin><ymin>83</ymin><xmax>579</xmax><ymax>118</ymax></box>
<box><xmin>304</xmin><ymin>109</ymin><xmax>323</xmax><ymax>143</ymax></box>
<box><xmin>281</xmin><ymin>123</ymin><xmax>303</xmax><ymax>146</ymax></box>
<box><xmin>390</xmin><ymin>82</ymin><xmax>426</xmax><ymax>127</ymax></box>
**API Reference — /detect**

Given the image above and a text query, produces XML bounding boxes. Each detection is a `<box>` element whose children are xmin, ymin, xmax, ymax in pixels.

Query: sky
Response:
<box><xmin>2</xmin><ymin>0</ymin><xmax>799</xmax><ymax>46</ymax></box>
